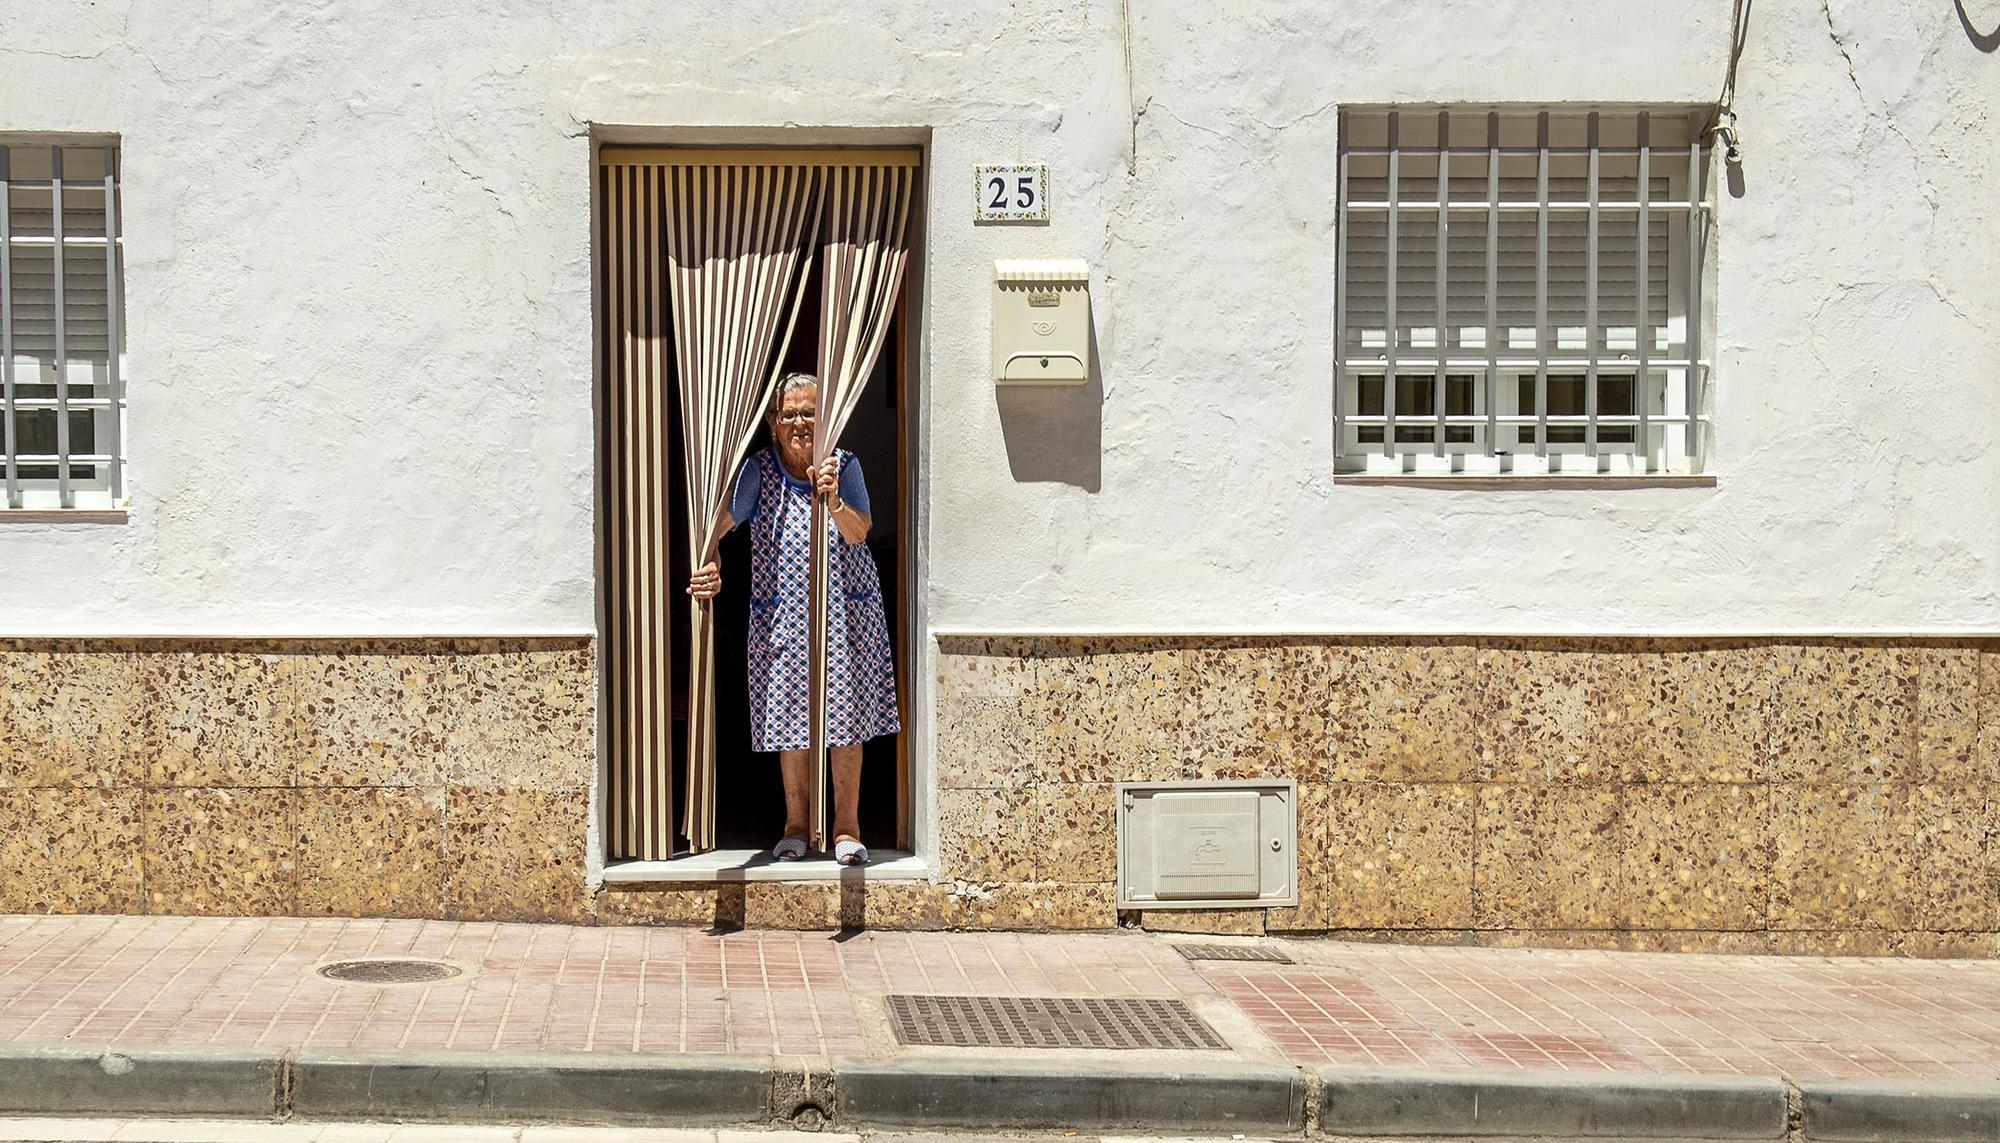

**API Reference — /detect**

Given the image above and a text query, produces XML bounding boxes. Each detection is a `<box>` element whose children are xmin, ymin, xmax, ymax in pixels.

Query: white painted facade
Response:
<box><xmin>2</xmin><ymin>0</ymin><xmax>1997</xmax><ymax>637</ymax></box>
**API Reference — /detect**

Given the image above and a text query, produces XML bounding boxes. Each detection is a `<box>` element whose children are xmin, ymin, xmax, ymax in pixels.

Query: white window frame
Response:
<box><xmin>2</xmin><ymin>139</ymin><xmax>127</xmax><ymax>511</ymax></box>
<box><xmin>1334</xmin><ymin>107</ymin><xmax>1712</xmax><ymax>477</ymax></box>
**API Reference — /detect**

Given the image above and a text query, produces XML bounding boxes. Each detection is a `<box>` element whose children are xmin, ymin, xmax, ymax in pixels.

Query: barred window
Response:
<box><xmin>2</xmin><ymin>142</ymin><xmax>126</xmax><ymax>510</ymax></box>
<box><xmin>1335</xmin><ymin>109</ymin><xmax>1712</xmax><ymax>477</ymax></box>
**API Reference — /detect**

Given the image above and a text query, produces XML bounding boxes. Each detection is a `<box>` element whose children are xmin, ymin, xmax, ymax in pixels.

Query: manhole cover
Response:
<box><xmin>1174</xmin><ymin>943</ymin><xmax>1294</xmax><ymax>964</ymax></box>
<box><xmin>886</xmin><ymin>994</ymin><xmax>1226</xmax><ymax>1050</ymax></box>
<box><xmin>317</xmin><ymin>959</ymin><xmax>462</xmax><ymax>984</ymax></box>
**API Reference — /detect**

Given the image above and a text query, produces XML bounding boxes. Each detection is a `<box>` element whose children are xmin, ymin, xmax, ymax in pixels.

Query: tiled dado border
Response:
<box><xmin>6</xmin><ymin>635</ymin><xmax>1999</xmax><ymax>954</ymax></box>
<box><xmin>920</xmin><ymin>635</ymin><xmax>2000</xmax><ymax>956</ymax></box>
<box><xmin>0</xmin><ymin>639</ymin><xmax>597</xmax><ymax>921</ymax></box>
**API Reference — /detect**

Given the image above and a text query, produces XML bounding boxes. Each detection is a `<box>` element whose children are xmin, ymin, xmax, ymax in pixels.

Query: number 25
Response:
<box><xmin>986</xmin><ymin>174</ymin><xmax>1038</xmax><ymax>212</ymax></box>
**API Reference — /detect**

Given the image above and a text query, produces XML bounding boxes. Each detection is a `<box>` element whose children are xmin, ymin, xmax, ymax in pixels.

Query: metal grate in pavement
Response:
<box><xmin>885</xmin><ymin>994</ymin><xmax>1227</xmax><ymax>1050</ymax></box>
<box><xmin>317</xmin><ymin>958</ymin><xmax>463</xmax><ymax>984</ymax></box>
<box><xmin>1174</xmin><ymin>943</ymin><xmax>1295</xmax><ymax>964</ymax></box>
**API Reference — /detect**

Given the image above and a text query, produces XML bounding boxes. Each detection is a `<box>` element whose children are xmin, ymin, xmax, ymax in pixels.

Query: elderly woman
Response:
<box><xmin>688</xmin><ymin>372</ymin><xmax>900</xmax><ymax>866</ymax></box>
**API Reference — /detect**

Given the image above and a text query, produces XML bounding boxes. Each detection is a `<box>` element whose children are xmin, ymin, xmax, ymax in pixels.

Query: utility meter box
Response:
<box><xmin>992</xmin><ymin>258</ymin><xmax>1090</xmax><ymax>384</ymax></box>
<box><xmin>1115</xmin><ymin>781</ymin><xmax>1297</xmax><ymax>910</ymax></box>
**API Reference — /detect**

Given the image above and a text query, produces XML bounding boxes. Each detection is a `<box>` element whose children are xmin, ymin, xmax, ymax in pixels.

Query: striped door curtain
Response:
<box><xmin>597</xmin><ymin>147</ymin><xmax>917</xmax><ymax>859</ymax></box>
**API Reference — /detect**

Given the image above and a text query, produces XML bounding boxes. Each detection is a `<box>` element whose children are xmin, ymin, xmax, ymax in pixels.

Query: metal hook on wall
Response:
<box><xmin>1711</xmin><ymin>0</ymin><xmax>1754</xmax><ymax>166</ymax></box>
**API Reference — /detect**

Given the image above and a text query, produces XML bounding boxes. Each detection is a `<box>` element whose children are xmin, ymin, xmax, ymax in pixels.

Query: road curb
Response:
<box><xmin>1317</xmin><ymin>1066</ymin><xmax>1791</xmax><ymax>1139</ymax></box>
<box><xmin>836</xmin><ymin>1056</ymin><xmax>1308</xmax><ymax>1134</ymax></box>
<box><xmin>1798</xmin><ymin>1075</ymin><xmax>2000</xmax><ymax>1142</ymax></box>
<box><xmin>0</xmin><ymin>1043</ymin><xmax>281</xmax><ymax>1118</ymax></box>
<box><xmin>7</xmin><ymin>1042</ymin><xmax>2000</xmax><ymax>1138</ymax></box>
<box><xmin>288</xmin><ymin>1048</ymin><xmax>780</xmax><ymax>1125</ymax></box>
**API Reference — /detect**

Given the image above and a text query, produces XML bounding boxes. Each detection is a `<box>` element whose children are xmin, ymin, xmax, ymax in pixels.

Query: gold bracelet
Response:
<box><xmin>828</xmin><ymin>495</ymin><xmax>846</xmax><ymax>515</ymax></box>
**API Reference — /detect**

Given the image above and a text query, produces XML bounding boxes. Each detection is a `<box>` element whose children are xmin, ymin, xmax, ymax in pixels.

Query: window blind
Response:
<box><xmin>1343</xmin><ymin>177</ymin><xmax>1671</xmax><ymax>352</ymax></box>
<box><xmin>2</xmin><ymin>143</ymin><xmax>125</xmax><ymax>509</ymax></box>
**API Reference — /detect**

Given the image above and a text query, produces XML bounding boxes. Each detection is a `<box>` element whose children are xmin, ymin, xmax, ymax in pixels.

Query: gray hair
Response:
<box><xmin>768</xmin><ymin>372</ymin><xmax>818</xmax><ymax>420</ymax></box>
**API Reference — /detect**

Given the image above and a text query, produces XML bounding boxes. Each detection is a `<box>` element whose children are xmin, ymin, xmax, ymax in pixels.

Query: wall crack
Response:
<box><xmin>1142</xmin><ymin>100</ymin><xmax>1231</xmax><ymax>142</ymax></box>
<box><xmin>1821</xmin><ymin>0</ymin><xmax>1921</xmax><ymax>160</ymax></box>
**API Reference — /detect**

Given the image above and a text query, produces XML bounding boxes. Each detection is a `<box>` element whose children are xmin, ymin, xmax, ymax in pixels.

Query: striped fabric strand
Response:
<box><xmin>662</xmin><ymin>162</ymin><xmax>823</xmax><ymax>854</ymax></box>
<box><xmin>806</xmin><ymin>162</ymin><xmax>916</xmax><ymax>849</ymax></box>
<box><xmin>597</xmin><ymin>162</ymin><xmax>677</xmax><ymax>859</ymax></box>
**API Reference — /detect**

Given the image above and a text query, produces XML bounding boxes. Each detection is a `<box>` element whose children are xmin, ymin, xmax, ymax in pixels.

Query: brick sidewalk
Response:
<box><xmin>3</xmin><ymin>914</ymin><xmax>1998</xmax><ymax>1080</ymax></box>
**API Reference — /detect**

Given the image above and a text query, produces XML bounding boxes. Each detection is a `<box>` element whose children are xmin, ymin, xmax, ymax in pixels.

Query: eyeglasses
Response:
<box><xmin>776</xmin><ymin>409</ymin><xmax>817</xmax><ymax>425</ymax></box>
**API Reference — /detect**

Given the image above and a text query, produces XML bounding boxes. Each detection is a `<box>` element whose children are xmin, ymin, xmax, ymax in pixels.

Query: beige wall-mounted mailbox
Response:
<box><xmin>993</xmin><ymin>258</ymin><xmax>1090</xmax><ymax>384</ymax></box>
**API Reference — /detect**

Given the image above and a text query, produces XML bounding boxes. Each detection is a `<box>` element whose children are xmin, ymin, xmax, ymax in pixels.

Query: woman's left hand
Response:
<box><xmin>812</xmin><ymin>456</ymin><xmax>840</xmax><ymax>499</ymax></box>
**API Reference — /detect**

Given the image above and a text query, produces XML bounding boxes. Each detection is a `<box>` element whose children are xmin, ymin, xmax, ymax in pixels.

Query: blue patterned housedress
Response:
<box><xmin>735</xmin><ymin>446</ymin><xmax>901</xmax><ymax>751</ymax></box>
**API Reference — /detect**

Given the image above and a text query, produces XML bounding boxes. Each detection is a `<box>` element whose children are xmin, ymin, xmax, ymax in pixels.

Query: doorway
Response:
<box><xmin>597</xmin><ymin>145</ymin><xmax>919</xmax><ymax>865</ymax></box>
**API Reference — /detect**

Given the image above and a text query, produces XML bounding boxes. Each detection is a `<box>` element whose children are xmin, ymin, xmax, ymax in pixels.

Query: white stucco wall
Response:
<box><xmin>1</xmin><ymin>0</ymin><xmax>1995</xmax><ymax>636</ymax></box>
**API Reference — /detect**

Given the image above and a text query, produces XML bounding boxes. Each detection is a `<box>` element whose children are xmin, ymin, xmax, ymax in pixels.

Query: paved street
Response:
<box><xmin>4</xmin><ymin>913</ymin><xmax>2000</xmax><ymax>1080</ymax></box>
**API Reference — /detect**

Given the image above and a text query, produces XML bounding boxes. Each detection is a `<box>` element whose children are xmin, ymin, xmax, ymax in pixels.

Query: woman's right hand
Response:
<box><xmin>688</xmin><ymin>559</ymin><xmax>721</xmax><ymax>600</ymax></box>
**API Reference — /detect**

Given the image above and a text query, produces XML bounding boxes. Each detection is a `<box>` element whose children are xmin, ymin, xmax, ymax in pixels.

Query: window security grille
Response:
<box><xmin>2</xmin><ymin>143</ymin><xmax>126</xmax><ymax>509</ymax></box>
<box><xmin>1335</xmin><ymin>109</ymin><xmax>1712</xmax><ymax>476</ymax></box>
